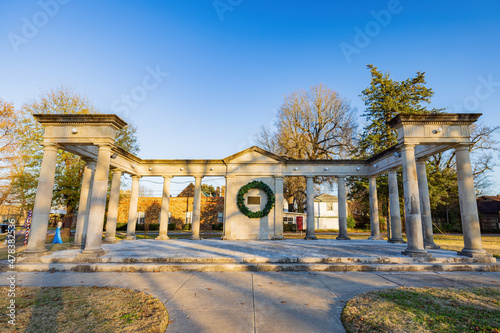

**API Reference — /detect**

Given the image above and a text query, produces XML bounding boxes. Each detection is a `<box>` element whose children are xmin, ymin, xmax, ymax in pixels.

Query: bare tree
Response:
<box><xmin>257</xmin><ymin>84</ymin><xmax>357</xmax><ymax>211</ymax></box>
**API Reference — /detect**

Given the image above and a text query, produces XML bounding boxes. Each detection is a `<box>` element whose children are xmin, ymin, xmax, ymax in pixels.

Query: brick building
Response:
<box><xmin>117</xmin><ymin>184</ymin><xmax>224</xmax><ymax>227</ymax></box>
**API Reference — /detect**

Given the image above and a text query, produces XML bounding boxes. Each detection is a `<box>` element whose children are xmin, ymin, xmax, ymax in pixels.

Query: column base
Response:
<box><xmin>69</xmin><ymin>243</ymin><xmax>85</xmax><ymax>249</ymax></box>
<box><xmin>336</xmin><ymin>236</ymin><xmax>351</xmax><ymax>240</ymax></box>
<box><xmin>424</xmin><ymin>242</ymin><xmax>440</xmax><ymax>249</ymax></box>
<box><xmin>389</xmin><ymin>238</ymin><xmax>406</xmax><ymax>244</ymax></box>
<box><xmin>76</xmin><ymin>250</ymin><xmax>105</xmax><ymax>259</ymax></box>
<box><xmin>401</xmin><ymin>249</ymin><xmax>432</xmax><ymax>258</ymax></box>
<box><xmin>190</xmin><ymin>235</ymin><xmax>201</xmax><ymax>240</ymax></box>
<box><xmin>457</xmin><ymin>249</ymin><xmax>493</xmax><ymax>258</ymax></box>
<box><xmin>20</xmin><ymin>249</ymin><xmax>51</xmax><ymax>258</ymax></box>
<box><xmin>272</xmin><ymin>235</ymin><xmax>285</xmax><ymax>240</ymax></box>
<box><xmin>368</xmin><ymin>235</ymin><xmax>384</xmax><ymax>240</ymax></box>
<box><xmin>103</xmin><ymin>238</ymin><xmax>120</xmax><ymax>244</ymax></box>
<box><xmin>304</xmin><ymin>235</ymin><xmax>318</xmax><ymax>240</ymax></box>
<box><xmin>124</xmin><ymin>235</ymin><xmax>137</xmax><ymax>240</ymax></box>
<box><xmin>155</xmin><ymin>235</ymin><xmax>170</xmax><ymax>240</ymax></box>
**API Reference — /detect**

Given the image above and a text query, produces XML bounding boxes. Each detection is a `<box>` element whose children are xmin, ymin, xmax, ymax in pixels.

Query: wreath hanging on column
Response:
<box><xmin>237</xmin><ymin>181</ymin><xmax>275</xmax><ymax>218</ymax></box>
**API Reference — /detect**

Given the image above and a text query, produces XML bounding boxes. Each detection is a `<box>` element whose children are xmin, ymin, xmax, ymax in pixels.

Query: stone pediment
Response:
<box><xmin>223</xmin><ymin>146</ymin><xmax>285</xmax><ymax>164</ymax></box>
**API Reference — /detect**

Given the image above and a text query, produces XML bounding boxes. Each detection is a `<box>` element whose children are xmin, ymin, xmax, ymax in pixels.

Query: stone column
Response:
<box><xmin>336</xmin><ymin>177</ymin><xmax>350</xmax><ymax>240</ymax></box>
<box><xmin>455</xmin><ymin>144</ymin><xmax>490</xmax><ymax>257</ymax></box>
<box><xmin>71</xmin><ymin>159</ymin><xmax>96</xmax><ymax>248</ymax></box>
<box><xmin>416</xmin><ymin>160</ymin><xmax>439</xmax><ymax>249</ymax></box>
<box><xmin>156</xmin><ymin>176</ymin><xmax>171</xmax><ymax>240</ymax></box>
<box><xmin>24</xmin><ymin>144</ymin><xmax>58</xmax><ymax>255</ymax></box>
<box><xmin>400</xmin><ymin>144</ymin><xmax>428</xmax><ymax>257</ymax></box>
<box><xmin>125</xmin><ymin>175</ymin><xmax>141</xmax><ymax>240</ymax></box>
<box><xmin>368</xmin><ymin>176</ymin><xmax>383</xmax><ymax>240</ymax></box>
<box><xmin>104</xmin><ymin>169</ymin><xmax>122</xmax><ymax>244</ymax></box>
<box><xmin>80</xmin><ymin>144</ymin><xmax>112</xmax><ymax>256</ymax></box>
<box><xmin>388</xmin><ymin>170</ymin><xmax>405</xmax><ymax>244</ymax></box>
<box><xmin>272</xmin><ymin>176</ymin><xmax>285</xmax><ymax>240</ymax></box>
<box><xmin>305</xmin><ymin>176</ymin><xmax>317</xmax><ymax>240</ymax></box>
<box><xmin>222</xmin><ymin>175</ymin><xmax>234</xmax><ymax>240</ymax></box>
<box><xmin>191</xmin><ymin>175</ymin><xmax>203</xmax><ymax>240</ymax></box>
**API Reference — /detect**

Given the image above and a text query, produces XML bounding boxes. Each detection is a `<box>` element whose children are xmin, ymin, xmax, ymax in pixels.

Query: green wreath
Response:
<box><xmin>237</xmin><ymin>181</ymin><xmax>275</xmax><ymax>218</ymax></box>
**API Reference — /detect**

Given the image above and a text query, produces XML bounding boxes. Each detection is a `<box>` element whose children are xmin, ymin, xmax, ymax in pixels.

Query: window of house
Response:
<box><xmin>185</xmin><ymin>211</ymin><xmax>192</xmax><ymax>224</ymax></box>
<box><xmin>247</xmin><ymin>196</ymin><xmax>261</xmax><ymax>205</ymax></box>
<box><xmin>218</xmin><ymin>212</ymin><xmax>223</xmax><ymax>223</ymax></box>
<box><xmin>137</xmin><ymin>211</ymin><xmax>145</xmax><ymax>224</ymax></box>
<box><xmin>283</xmin><ymin>217</ymin><xmax>294</xmax><ymax>224</ymax></box>
<box><xmin>326</xmin><ymin>202</ymin><xmax>334</xmax><ymax>211</ymax></box>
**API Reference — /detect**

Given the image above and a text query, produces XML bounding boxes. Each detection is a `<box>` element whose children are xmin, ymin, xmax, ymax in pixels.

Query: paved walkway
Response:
<box><xmin>1</xmin><ymin>271</ymin><xmax>499</xmax><ymax>332</ymax></box>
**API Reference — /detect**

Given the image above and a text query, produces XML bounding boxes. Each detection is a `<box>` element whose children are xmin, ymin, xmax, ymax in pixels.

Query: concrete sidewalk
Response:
<box><xmin>1</xmin><ymin>271</ymin><xmax>499</xmax><ymax>332</ymax></box>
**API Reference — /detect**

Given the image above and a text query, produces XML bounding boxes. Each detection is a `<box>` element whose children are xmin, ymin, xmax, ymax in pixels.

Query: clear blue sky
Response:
<box><xmin>1</xmin><ymin>0</ymin><xmax>499</xmax><ymax>196</ymax></box>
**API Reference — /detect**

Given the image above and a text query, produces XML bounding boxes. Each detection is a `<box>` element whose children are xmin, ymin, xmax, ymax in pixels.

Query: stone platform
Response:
<box><xmin>12</xmin><ymin>239</ymin><xmax>498</xmax><ymax>272</ymax></box>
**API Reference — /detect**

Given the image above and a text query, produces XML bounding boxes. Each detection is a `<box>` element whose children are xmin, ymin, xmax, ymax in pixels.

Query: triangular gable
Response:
<box><xmin>223</xmin><ymin>146</ymin><xmax>285</xmax><ymax>164</ymax></box>
<box><xmin>314</xmin><ymin>193</ymin><xmax>338</xmax><ymax>202</ymax></box>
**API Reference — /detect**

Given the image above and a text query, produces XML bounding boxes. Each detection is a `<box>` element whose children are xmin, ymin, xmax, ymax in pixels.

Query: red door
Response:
<box><xmin>296</xmin><ymin>216</ymin><xmax>303</xmax><ymax>231</ymax></box>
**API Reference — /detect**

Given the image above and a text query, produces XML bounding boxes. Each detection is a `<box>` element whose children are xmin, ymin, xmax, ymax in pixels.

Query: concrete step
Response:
<box><xmin>32</xmin><ymin>256</ymin><xmax>498</xmax><ymax>265</ymax></box>
<box><xmin>6</xmin><ymin>262</ymin><xmax>500</xmax><ymax>272</ymax></box>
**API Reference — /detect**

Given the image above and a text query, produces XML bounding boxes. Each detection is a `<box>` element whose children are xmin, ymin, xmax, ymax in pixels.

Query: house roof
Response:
<box><xmin>177</xmin><ymin>183</ymin><xmax>210</xmax><ymax>198</ymax></box>
<box><xmin>477</xmin><ymin>196</ymin><xmax>500</xmax><ymax>213</ymax></box>
<box><xmin>314</xmin><ymin>193</ymin><xmax>338</xmax><ymax>202</ymax></box>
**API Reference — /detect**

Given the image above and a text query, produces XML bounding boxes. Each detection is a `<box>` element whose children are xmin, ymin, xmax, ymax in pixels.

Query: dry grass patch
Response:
<box><xmin>342</xmin><ymin>287</ymin><xmax>500</xmax><ymax>333</ymax></box>
<box><xmin>433</xmin><ymin>234</ymin><xmax>500</xmax><ymax>259</ymax></box>
<box><xmin>0</xmin><ymin>286</ymin><xmax>168</xmax><ymax>333</ymax></box>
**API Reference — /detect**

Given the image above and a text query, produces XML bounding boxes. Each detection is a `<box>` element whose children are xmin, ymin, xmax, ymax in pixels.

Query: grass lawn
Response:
<box><xmin>341</xmin><ymin>287</ymin><xmax>500</xmax><ymax>333</ymax></box>
<box><xmin>0</xmin><ymin>286</ymin><xmax>168</xmax><ymax>333</ymax></box>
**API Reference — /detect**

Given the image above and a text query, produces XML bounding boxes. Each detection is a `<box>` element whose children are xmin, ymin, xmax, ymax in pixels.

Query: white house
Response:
<box><xmin>314</xmin><ymin>194</ymin><xmax>339</xmax><ymax>230</ymax></box>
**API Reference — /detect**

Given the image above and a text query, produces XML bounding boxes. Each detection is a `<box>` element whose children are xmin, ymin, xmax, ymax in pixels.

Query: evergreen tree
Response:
<box><xmin>356</xmin><ymin>64</ymin><xmax>442</xmax><ymax>157</ymax></box>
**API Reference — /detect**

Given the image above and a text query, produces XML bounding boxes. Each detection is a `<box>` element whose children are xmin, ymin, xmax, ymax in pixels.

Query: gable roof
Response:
<box><xmin>177</xmin><ymin>183</ymin><xmax>210</xmax><ymax>198</ymax></box>
<box><xmin>223</xmin><ymin>146</ymin><xmax>285</xmax><ymax>163</ymax></box>
<box><xmin>314</xmin><ymin>193</ymin><xmax>338</xmax><ymax>202</ymax></box>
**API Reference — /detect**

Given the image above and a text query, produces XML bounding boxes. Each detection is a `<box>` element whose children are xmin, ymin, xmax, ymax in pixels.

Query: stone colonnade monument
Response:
<box><xmin>22</xmin><ymin>113</ymin><xmax>492</xmax><ymax>260</ymax></box>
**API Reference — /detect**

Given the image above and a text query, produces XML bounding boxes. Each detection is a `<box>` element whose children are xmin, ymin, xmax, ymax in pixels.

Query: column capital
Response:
<box><xmin>388</xmin><ymin>169</ymin><xmax>398</xmax><ymax>174</ymax></box>
<box><xmin>40</xmin><ymin>142</ymin><xmax>59</xmax><ymax>151</ymax></box>
<box><xmin>193</xmin><ymin>175</ymin><xmax>204</xmax><ymax>179</ymax></box>
<box><xmin>162</xmin><ymin>175</ymin><xmax>172</xmax><ymax>180</ymax></box>
<box><xmin>400</xmin><ymin>143</ymin><xmax>416</xmax><ymax>151</ymax></box>
<box><xmin>82</xmin><ymin>157</ymin><xmax>97</xmax><ymax>164</ymax></box>
<box><xmin>336</xmin><ymin>176</ymin><xmax>345</xmax><ymax>180</ymax></box>
<box><xmin>455</xmin><ymin>143</ymin><xmax>473</xmax><ymax>152</ymax></box>
<box><xmin>415</xmin><ymin>158</ymin><xmax>427</xmax><ymax>165</ymax></box>
<box><xmin>96</xmin><ymin>143</ymin><xmax>113</xmax><ymax>150</ymax></box>
<box><xmin>131</xmin><ymin>175</ymin><xmax>142</xmax><ymax>180</ymax></box>
<box><xmin>274</xmin><ymin>175</ymin><xmax>283</xmax><ymax>180</ymax></box>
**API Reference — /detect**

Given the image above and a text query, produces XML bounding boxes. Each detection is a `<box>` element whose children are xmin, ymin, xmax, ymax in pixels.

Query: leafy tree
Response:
<box><xmin>12</xmin><ymin>85</ymin><xmax>140</xmax><ymax>234</ymax></box>
<box><xmin>0</xmin><ymin>99</ymin><xmax>19</xmax><ymax>206</ymax></box>
<box><xmin>201</xmin><ymin>184</ymin><xmax>217</xmax><ymax>197</ymax></box>
<box><xmin>257</xmin><ymin>83</ymin><xmax>357</xmax><ymax>211</ymax></box>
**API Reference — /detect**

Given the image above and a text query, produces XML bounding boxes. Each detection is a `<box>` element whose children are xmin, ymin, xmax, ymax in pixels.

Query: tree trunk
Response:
<box><xmin>61</xmin><ymin>205</ymin><xmax>74</xmax><ymax>238</ymax></box>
